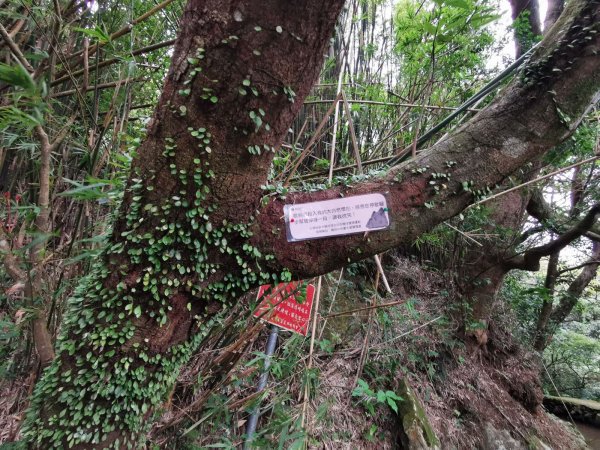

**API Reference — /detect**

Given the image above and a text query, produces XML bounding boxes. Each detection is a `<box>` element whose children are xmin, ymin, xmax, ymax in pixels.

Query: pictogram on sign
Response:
<box><xmin>284</xmin><ymin>193</ymin><xmax>390</xmax><ymax>242</ymax></box>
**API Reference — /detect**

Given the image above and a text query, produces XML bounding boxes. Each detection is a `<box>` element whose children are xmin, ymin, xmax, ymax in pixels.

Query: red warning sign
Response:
<box><xmin>253</xmin><ymin>282</ymin><xmax>315</xmax><ymax>335</ymax></box>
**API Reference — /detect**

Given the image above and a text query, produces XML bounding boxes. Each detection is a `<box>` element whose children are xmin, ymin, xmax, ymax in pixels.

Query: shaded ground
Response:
<box><xmin>297</xmin><ymin>257</ymin><xmax>588</xmax><ymax>449</ymax></box>
<box><xmin>0</xmin><ymin>256</ymin><xmax>592</xmax><ymax>448</ymax></box>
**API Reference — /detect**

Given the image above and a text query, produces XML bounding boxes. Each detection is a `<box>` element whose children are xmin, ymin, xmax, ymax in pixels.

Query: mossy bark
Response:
<box><xmin>395</xmin><ymin>378</ymin><xmax>439</xmax><ymax>449</ymax></box>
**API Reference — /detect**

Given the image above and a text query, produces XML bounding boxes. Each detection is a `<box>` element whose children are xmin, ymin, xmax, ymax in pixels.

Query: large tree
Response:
<box><xmin>22</xmin><ymin>0</ymin><xmax>600</xmax><ymax>447</ymax></box>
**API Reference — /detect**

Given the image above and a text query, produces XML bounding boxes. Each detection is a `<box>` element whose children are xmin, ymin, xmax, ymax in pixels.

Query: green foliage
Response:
<box><xmin>512</xmin><ymin>10</ymin><xmax>541</xmax><ymax>53</ymax></box>
<box><xmin>544</xmin><ymin>331</ymin><xmax>600</xmax><ymax>400</ymax></box>
<box><xmin>504</xmin><ymin>267</ymin><xmax>600</xmax><ymax>401</ymax></box>
<box><xmin>503</xmin><ymin>274</ymin><xmax>549</xmax><ymax>342</ymax></box>
<box><xmin>352</xmin><ymin>378</ymin><xmax>404</xmax><ymax>415</ymax></box>
<box><xmin>73</xmin><ymin>25</ymin><xmax>112</xmax><ymax>44</ymax></box>
<box><xmin>545</xmin><ymin>121</ymin><xmax>600</xmax><ymax>166</ymax></box>
<box><xmin>393</xmin><ymin>0</ymin><xmax>498</xmax><ymax>95</ymax></box>
<box><xmin>0</xmin><ymin>63</ymin><xmax>36</xmax><ymax>92</ymax></box>
<box><xmin>0</xmin><ymin>316</ymin><xmax>21</xmax><ymax>378</ymax></box>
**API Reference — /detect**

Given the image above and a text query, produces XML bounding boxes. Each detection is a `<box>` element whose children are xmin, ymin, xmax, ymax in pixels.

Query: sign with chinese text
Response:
<box><xmin>253</xmin><ymin>282</ymin><xmax>315</xmax><ymax>335</ymax></box>
<box><xmin>284</xmin><ymin>193</ymin><xmax>390</xmax><ymax>242</ymax></box>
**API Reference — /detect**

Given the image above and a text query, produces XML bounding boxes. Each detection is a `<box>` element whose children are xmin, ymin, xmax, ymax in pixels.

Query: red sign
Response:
<box><xmin>253</xmin><ymin>282</ymin><xmax>315</xmax><ymax>335</ymax></box>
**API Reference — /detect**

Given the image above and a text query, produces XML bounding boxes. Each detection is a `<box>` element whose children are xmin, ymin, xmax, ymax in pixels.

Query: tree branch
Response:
<box><xmin>50</xmin><ymin>77</ymin><xmax>143</xmax><ymax>98</ymax></box>
<box><xmin>527</xmin><ymin>187</ymin><xmax>600</xmax><ymax>242</ymax></box>
<box><xmin>503</xmin><ymin>204</ymin><xmax>600</xmax><ymax>271</ymax></box>
<box><xmin>50</xmin><ymin>39</ymin><xmax>176</xmax><ymax>87</ymax></box>
<box><xmin>57</xmin><ymin>0</ymin><xmax>176</xmax><ymax>71</ymax></box>
<box><xmin>549</xmin><ymin>241</ymin><xmax>600</xmax><ymax>325</ymax></box>
<box><xmin>252</xmin><ymin>0</ymin><xmax>600</xmax><ymax>276</ymax></box>
<box><xmin>0</xmin><ymin>233</ymin><xmax>25</xmax><ymax>281</ymax></box>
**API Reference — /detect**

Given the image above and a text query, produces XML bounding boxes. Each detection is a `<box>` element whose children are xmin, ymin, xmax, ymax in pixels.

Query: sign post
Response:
<box><xmin>243</xmin><ymin>282</ymin><xmax>315</xmax><ymax>448</ymax></box>
<box><xmin>243</xmin><ymin>324</ymin><xmax>279</xmax><ymax>450</ymax></box>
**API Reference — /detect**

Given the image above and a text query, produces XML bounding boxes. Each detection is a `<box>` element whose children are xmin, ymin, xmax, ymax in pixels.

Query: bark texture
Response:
<box><xmin>24</xmin><ymin>1</ymin><xmax>345</xmax><ymax>448</ymax></box>
<box><xmin>253</xmin><ymin>0</ymin><xmax>600</xmax><ymax>275</ymax></box>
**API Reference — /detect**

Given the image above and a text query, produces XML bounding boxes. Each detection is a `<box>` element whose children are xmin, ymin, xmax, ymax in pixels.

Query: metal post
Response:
<box><xmin>243</xmin><ymin>325</ymin><xmax>279</xmax><ymax>449</ymax></box>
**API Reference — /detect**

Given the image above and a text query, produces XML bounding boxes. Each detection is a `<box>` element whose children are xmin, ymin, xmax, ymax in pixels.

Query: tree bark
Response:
<box><xmin>23</xmin><ymin>1</ymin><xmax>346</xmax><ymax>448</ymax></box>
<box><xmin>503</xmin><ymin>203</ymin><xmax>600</xmax><ymax>271</ymax></box>
<box><xmin>532</xmin><ymin>250</ymin><xmax>559</xmax><ymax>351</ymax></box>
<box><xmin>545</xmin><ymin>0</ymin><xmax>566</xmax><ymax>32</ymax></box>
<box><xmin>23</xmin><ymin>0</ymin><xmax>600</xmax><ymax>447</ymax></box>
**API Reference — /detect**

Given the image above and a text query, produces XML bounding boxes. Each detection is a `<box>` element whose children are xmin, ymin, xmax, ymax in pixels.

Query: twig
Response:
<box><xmin>444</xmin><ymin>222</ymin><xmax>483</xmax><ymax>247</ymax></box>
<box><xmin>282</xmin><ymin>93</ymin><xmax>341</xmax><ymax>185</ymax></box>
<box><xmin>82</xmin><ymin>38</ymin><xmax>89</xmax><ymax>92</ymax></box>
<box><xmin>322</xmin><ymin>299</ymin><xmax>407</xmax><ymax>319</ymax></box>
<box><xmin>370</xmin><ymin>316</ymin><xmax>443</xmax><ymax>350</ymax></box>
<box><xmin>66</xmin><ymin>0</ymin><xmax>176</xmax><ymax>62</ymax></box>
<box><xmin>351</xmin><ymin>294</ymin><xmax>379</xmax><ymax>399</ymax></box>
<box><xmin>51</xmin><ymin>39</ymin><xmax>175</xmax><ymax>86</ymax></box>
<box><xmin>50</xmin><ymin>77</ymin><xmax>143</xmax><ymax>98</ymax></box>
<box><xmin>303</xmin><ymin>98</ymin><xmax>480</xmax><ymax>112</ymax></box>
<box><xmin>300</xmin><ymin>276</ymin><xmax>322</xmax><ymax>428</ymax></box>
<box><xmin>340</xmin><ymin>91</ymin><xmax>363</xmax><ymax>173</ymax></box>
<box><xmin>373</xmin><ymin>254</ymin><xmax>392</xmax><ymax>294</ymax></box>
<box><xmin>0</xmin><ymin>233</ymin><xmax>25</xmax><ymax>281</ymax></box>
<box><xmin>469</xmin><ymin>156</ymin><xmax>600</xmax><ymax>208</ymax></box>
<box><xmin>317</xmin><ymin>269</ymin><xmax>344</xmax><ymax>340</ymax></box>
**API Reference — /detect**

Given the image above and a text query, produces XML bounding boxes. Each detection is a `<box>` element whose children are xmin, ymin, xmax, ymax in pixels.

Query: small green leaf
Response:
<box><xmin>387</xmin><ymin>397</ymin><xmax>398</xmax><ymax>413</ymax></box>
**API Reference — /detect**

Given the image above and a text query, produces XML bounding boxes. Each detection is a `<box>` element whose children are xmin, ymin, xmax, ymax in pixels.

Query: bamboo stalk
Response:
<box><xmin>0</xmin><ymin>23</ymin><xmax>34</xmax><ymax>72</ymax></box>
<box><xmin>469</xmin><ymin>156</ymin><xmax>600</xmax><ymax>208</ymax></box>
<box><xmin>67</xmin><ymin>0</ymin><xmax>176</xmax><ymax>62</ymax></box>
<box><xmin>300</xmin><ymin>276</ymin><xmax>322</xmax><ymax>428</ymax></box>
<box><xmin>322</xmin><ymin>299</ymin><xmax>406</xmax><ymax>319</ymax></box>
<box><xmin>282</xmin><ymin>93</ymin><xmax>341</xmax><ymax>185</ymax></box>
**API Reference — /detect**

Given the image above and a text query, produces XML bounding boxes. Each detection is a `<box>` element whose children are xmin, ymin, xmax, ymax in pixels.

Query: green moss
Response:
<box><xmin>397</xmin><ymin>378</ymin><xmax>439</xmax><ymax>448</ymax></box>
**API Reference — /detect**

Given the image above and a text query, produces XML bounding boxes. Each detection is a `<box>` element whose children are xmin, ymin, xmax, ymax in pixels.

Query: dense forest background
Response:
<box><xmin>0</xmin><ymin>0</ymin><xmax>598</xmax><ymax>448</ymax></box>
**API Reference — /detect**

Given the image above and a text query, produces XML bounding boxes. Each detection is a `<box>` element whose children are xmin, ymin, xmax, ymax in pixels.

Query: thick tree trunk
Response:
<box><xmin>545</xmin><ymin>0</ymin><xmax>566</xmax><ymax>32</ymax></box>
<box><xmin>531</xmin><ymin>163</ymin><xmax>594</xmax><ymax>352</ymax></box>
<box><xmin>23</xmin><ymin>1</ymin><xmax>345</xmax><ymax>447</ymax></box>
<box><xmin>23</xmin><ymin>0</ymin><xmax>600</xmax><ymax>447</ymax></box>
<box><xmin>459</xmin><ymin>190</ymin><xmax>531</xmax><ymax>330</ymax></box>
<box><xmin>253</xmin><ymin>0</ymin><xmax>600</xmax><ymax>274</ymax></box>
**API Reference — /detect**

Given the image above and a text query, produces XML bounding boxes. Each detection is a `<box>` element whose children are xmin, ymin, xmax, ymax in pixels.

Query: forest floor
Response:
<box><xmin>283</xmin><ymin>256</ymin><xmax>589</xmax><ymax>449</ymax></box>
<box><xmin>0</xmin><ymin>256</ymin><xmax>592</xmax><ymax>449</ymax></box>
